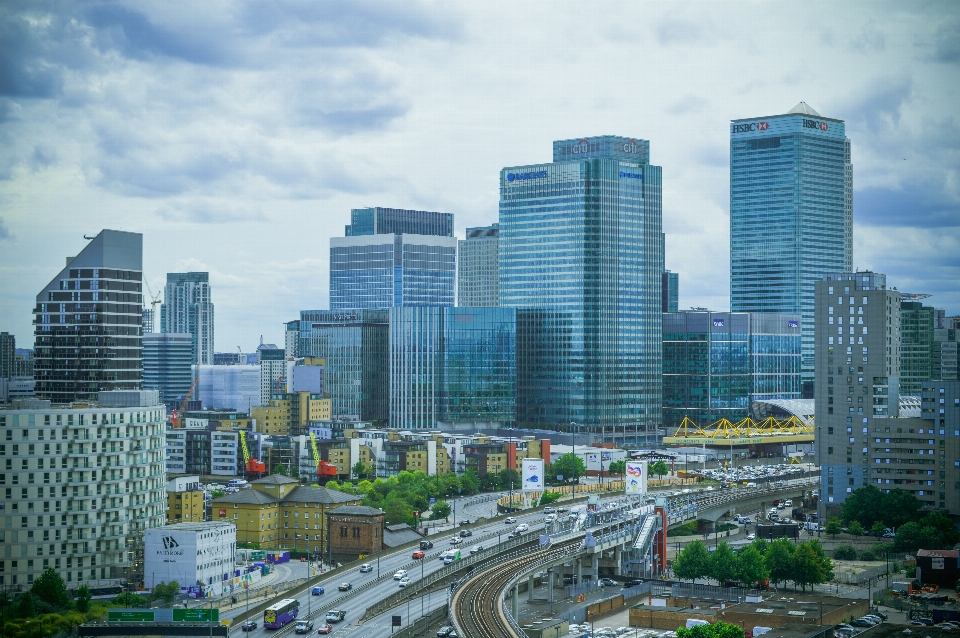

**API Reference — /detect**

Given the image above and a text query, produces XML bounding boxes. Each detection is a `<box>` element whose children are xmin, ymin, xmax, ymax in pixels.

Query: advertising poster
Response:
<box><xmin>625</xmin><ymin>461</ymin><xmax>647</xmax><ymax>494</ymax></box>
<box><xmin>522</xmin><ymin>458</ymin><xmax>544</xmax><ymax>491</ymax></box>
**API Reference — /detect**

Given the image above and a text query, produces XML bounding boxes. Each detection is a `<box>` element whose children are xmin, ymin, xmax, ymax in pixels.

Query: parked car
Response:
<box><xmin>458</xmin><ymin>520</ymin><xmax>472</xmax><ymax>527</ymax></box>
<box><xmin>505</xmin><ymin>516</ymin><xmax>517</xmax><ymax>524</ymax></box>
<box><xmin>394</xmin><ymin>569</ymin><xmax>408</xmax><ymax>580</ymax></box>
<box><xmin>599</xmin><ymin>578</ymin><xmax>619</xmax><ymax>587</ymax></box>
<box><xmin>311</xmin><ymin>586</ymin><xmax>324</xmax><ymax>595</ymax></box>
<box><xmin>437</xmin><ymin>627</ymin><xmax>455</xmax><ymax>638</ymax></box>
<box><xmin>316</xmin><ymin>624</ymin><xmax>333</xmax><ymax>635</ymax></box>
<box><xmin>746</xmin><ymin>533</ymin><xmax>756</xmax><ymax>540</ymax></box>
<box><xmin>241</xmin><ymin>620</ymin><xmax>258</xmax><ymax>632</ymax></box>
<box><xmin>398</xmin><ymin>577</ymin><xmax>411</xmax><ymax>587</ymax></box>
<box><xmin>850</xmin><ymin>620</ymin><xmax>873</xmax><ymax>628</ymax></box>
<box><xmin>412</xmin><ymin>551</ymin><xmax>425</xmax><ymax>559</ymax></box>
<box><xmin>337</xmin><ymin>582</ymin><xmax>352</xmax><ymax>591</ymax></box>
<box><xmin>325</xmin><ymin>610</ymin><xmax>346</xmax><ymax>623</ymax></box>
<box><xmin>623</xmin><ymin>579</ymin><xmax>644</xmax><ymax>588</ymax></box>
<box><xmin>459</xmin><ymin>529</ymin><xmax>473</xmax><ymax>537</ymax></box>
<box><xmin>420</xmin><ymin>540</ymin><xmax>434</xmax><ymax>550</ymax></box>
<box><xmin>295</xmin><ymin>620</ymin><xmax>314</xmax><ymax>634</ymax></box>
<box><xmin>359</xmin><ymin>563</ymin><xmax>373</xmax><ymax>573</ymax></box>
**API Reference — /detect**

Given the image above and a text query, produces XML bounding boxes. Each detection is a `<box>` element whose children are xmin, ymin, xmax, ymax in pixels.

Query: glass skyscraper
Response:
<box><xmin>161</xmin><ymin>271</ymin><xmax>215</xmax><ymax>365</ymax></box>
<box><xmin>330</xmin><ymin>207</ymin><xmax>457</xmax><ymax>310</ymax></box>
<box><xmin>730</xmin><ymin>102</ymin><xmax>852</xmax><ymax>398</ymax></box>
<box><xmin>500</xmin><ymin>136</ymin><xmax>663</xmax><ymax>441</ymax></box>
<box><xmin>389</xmin><ymin>306</ymin><xmax>516</xmax><ymax>429</ymax></box>
<box><xmin>458</xmin><ymin>224</ymin><xmax>499</xmax><ymax>307</ymax></box>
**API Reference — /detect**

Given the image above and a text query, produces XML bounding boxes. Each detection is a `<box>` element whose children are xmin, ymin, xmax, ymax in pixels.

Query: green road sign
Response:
<box><xmin>173</xmin><ymin>608</ymin><xmax>220</xmax><ymax>622</ymax></box>
<box><xmin>108</xmin><ymin>610</ymin><xmax>155</xmax><ymax>622</ymax></box>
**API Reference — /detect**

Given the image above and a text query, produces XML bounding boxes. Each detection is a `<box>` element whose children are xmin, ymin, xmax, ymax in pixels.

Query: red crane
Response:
<box><xmin>171</xmin><ymin>377</ymin><xmax>198</xmax><ymax>428</ymax></box>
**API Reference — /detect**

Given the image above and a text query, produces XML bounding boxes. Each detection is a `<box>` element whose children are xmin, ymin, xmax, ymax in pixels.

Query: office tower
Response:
<box><xmin>662</xmin><ymin>271</ymin><xmax>679</xmax><ymax>313</ymax></box>
<box><xmin>13</xmin><ymin>349</ymin><xmax>34</xmax><ymax>377</ymax></box>
<box><xmin>933</xmin><ymin>328</ymin><xmax>959</xmax><ymax>381</ymax></box>
<box><xmin>141</xmin><ymin>307</ymin><xmax>155</xmax><ymax>333</ymax></box>
<box><xmin>330</xmin><ymin>207</ymin><xmax>457</xmax><ymax>310</ymax></box>
<box><xmin>294</xmin><ymin>310</ymin><xmax>389</xmax><ymax>424</ymax></box>
<box><xmin>213</xmin><ymin>352</ymin><xmax>244</xmax><ymax>365</ymax></box>
<box><xmin>0</xmin><ymin>332</ymin><xmax>14</xmax><ymax>379</ymax></box>
<box><xmin>0</xmin><ymin>391</ymin><xmax>166</xmax><ymax>588</ymax></box>
<box><xmin>143</xmin><ymin>332</ymin><xmax>194</xmax><ymax>408</ymax></box>
<box><xmin>458</xmin><ymin>224</ymin><xmax>500</xmax><ymax>307</ymax></box>
<box><xmin>730</xmin><ymin>103</ymin><xmax>852</xmax><ymax>397</ymax></box>
<box><xmin>259</xmin><ymin>347</ymin><xmax>286</xmax><ymax>405</ymax></box>
<box><xmin>662</xmin><ymin>311</ymin><xmax>801</xmax><ymax>429</ymax></box>
<box><xmin>193</xmin><ymin>364</ymin><xmax>261</xmax><ymax>413</ymax></box>
<box><xmin>815</xmin><ymin>271</ymin><xmax>900</xmax><ymax>506</ymax></box>
<box><xmin>33</xmin><ymin>229</ymin><xmax>143</xmax><ymax>403</ymax></box>
<box><xmin>389</xmin><ymin>306</ymin><xmax>516</xmax><ymax>429</ymax></box>
<box><xmin>161</xmin><ymin>272</ymin><xmax>214</xmax><ymax>365</ymax></box>
<box><xmin>500</xmin><ymin>135</ymin><xmax>663</xmax><ymax>441</ymax></box>
<box><xmin>284</xmin><ymin>320</ymin><xmax>300</xmax><ymax>358</ymax></box>
<box><xmin>900</xmin><ymin>298</ymin><xmax>935</xmax><ymax>396</ymax></box>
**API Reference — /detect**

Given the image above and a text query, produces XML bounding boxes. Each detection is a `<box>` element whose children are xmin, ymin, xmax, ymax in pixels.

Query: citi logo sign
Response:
<box><xmin>570</xmin><ymin>139</ymin><xmax>590</xmax><ymax>154</ymax></box>
<box><xmin>622</xmin><ymin>139</ymin><xmax>640</xmax><ymax>153</ymax></box>
<box><xmin>803</xmin><ymin>119</ymin><xmax>829</xmax><ymax>131</ymax></box>
<box><xmin>162</xmin><ymin>536</ymin><xmax>179</xmax><ymax>549</ymax></box>
<box><xmin>731</xmin><ymin>121</ymin><xmax>769</xmax><ymax>134</ymax></box>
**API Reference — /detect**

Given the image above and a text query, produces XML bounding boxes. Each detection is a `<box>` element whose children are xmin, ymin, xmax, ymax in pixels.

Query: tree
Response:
<box><xmin>649</xmin><ymin>460</ymin><xmax>669</xmax><ymax>480</ymax></box>
<box><xmin>498</xmin><ymin>468</ymin><xmax>520</xmax><ymax>492</ymax></box>
<box><xmin>210</xmin><ymin>489</ymin><xmax>226</xmax><ymax>499</ymax></box>
<box><xmin>460</xmin><ymin>470</ymin><xmax>480</xmax><ymax>495</ymax></box>
<box><xmin>31</xmin><ymin>568</ymin><xmax>71</xmax><ymax>610</ymax></box>
<box><xmin>710</xmin><ymin>542</ymin><xmax>739</xmax><ymax>584</ymax></box>
<box><xmin>882</xmin><ymin>489</ymin><xmax>923</xmax><ymax>528</ymax></box>
<box><xmin>894</xmin><ymin>521</ymin><xmax>922</xmax><ymax>552</ymax></box>
<box><xmin>430</xmin><ymin>500</ymin><xmax>451</xmax><ymax>521</ymax></box>
<box><xmin>608</xmin><ymin>460</ymin><xmax>626</xmax><ymax>478</ymax></box>
<box><xmin>848</xmin><ymin>520</ymin><xmax>864</xmax><ymax>536</ymax></box>
<box><xmin>750</xmin><ymin>537</ymin><xmax>769</xmax><ymax>555</ymax></box>
<box><xmin>765</xmin><ymin>537</ymin><xmax>795</xmax><ymax>588</ymax></box>
<box><xmin>112</xmin><ymin>591</ymin><xmax>148</xmax><ymax>608</ymax></box>
<box><xmin>833</xmin><ymin>545</ymin><xmax>857</xmax><ymax>560</ymax></box>
<box><xmin>14</xmin><ymin>593</ymin><xmax>35</xmax><ymax>619</ymax></box>
<box><xmin>272</xmin><ymin>463</ymin><xmax>288</xmax><ymax>477</ymax></box>
<box><xmin>919</xmin><ymin>513</ymin><xmax>960</xmax><ymax>544</ymax></box>
<box><xmin>919</xmin><ymin>526</ymin><xmax>947</xmax><ymax>550</ymax></box>
<box><xmin>75</xmin><ymin>585</ymin><xmax>91</xmax><ymax>613</ymax></box>
<box><xmin>325</xmin><ymin>480</ymin><xmax>341</xmax><ymax>491</ymax></box>
<box><xmin>673</xmin><ymin>540</ymin><xmax>711</xmax><ymax>583</ymax></box>
<box><xmin>791</xmin><ymin>542</ymin><xmax>828</xmax><ymax>592</ymax></box>
<box><xmin>870</xmin><ymin>521</ymin><xmax>887</xmax><ymax>538</ymax></box>
<box><xmin>151</xmin><ymin>581</ymin><xmax>180</xmax><ymax>604</ymax></box>
<box><xmin>383</xmin><ymin>498</ymin><xmax>414</xmax><ymax>526</ymax></box>
<box><xmin>806</xmin><ymin>539</ymin><xmax>834</xmax><ymax>582</ymax></box>
<box><xmin>352</xmin><ymin>461</ymin><xmax>369</xmax><ymax>479</ymax></box>
<box><xmin>840</xmin><ymin>485</ymin><xmax>885</xmax><ymax>528</ymax></box>
<box><xmin>736</xmin><ymin>546</ymin><xmax>770</xmax><ymax>586</ymax></box>
<box><xmin>551</xmin><ymin>453</ymin><xmax>586</xmax><ymax>486</ymax></box>
<box><xmin>677</xmin><ymin>621</ymin><xmax>745</xmax><ymax>638</ymax></box>
<box><xmin>538</xmin><ymin>491</ymin><xmax>562</xmax><ymax>506</ymax></box>
<box><xmin>824</xmin><ymin>516</ymin><xmax>843</xmax><ymax>538</ymax></box>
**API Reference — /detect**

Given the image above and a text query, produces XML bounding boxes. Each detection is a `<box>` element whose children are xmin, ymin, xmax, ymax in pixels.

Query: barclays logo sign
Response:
<box><xmin>620</xmin><ymin>171</ymin><xmax>642</xmax><ymax>180</ymax></box>
<box><xmin>507</xmin><ymin>170</ymin><xmax>548</xmax><ymax>182</ymax></box>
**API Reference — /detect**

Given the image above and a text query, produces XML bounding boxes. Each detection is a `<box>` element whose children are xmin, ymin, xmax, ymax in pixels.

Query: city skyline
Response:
<box><xmin>1</xmin><ymin>2</ymin><xmax>958</xmax><ymax>350</ymax></box>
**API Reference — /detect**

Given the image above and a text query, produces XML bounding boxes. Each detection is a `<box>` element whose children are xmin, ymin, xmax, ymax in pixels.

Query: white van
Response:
<box><xmin>442</xmin><ymin>550</ymin><xmax>459</xmax><ymax>565</ymax></box>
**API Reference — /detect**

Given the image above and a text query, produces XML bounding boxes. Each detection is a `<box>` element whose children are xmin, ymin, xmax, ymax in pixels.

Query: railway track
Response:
<box><xmin>451</xmin><ymin>537</ymin><xmax>584</xmax><ymax>638</ymax></box>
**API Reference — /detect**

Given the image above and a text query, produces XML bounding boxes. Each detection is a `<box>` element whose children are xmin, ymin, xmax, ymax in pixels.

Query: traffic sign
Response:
<box><xmin>108</xmin><ymin>611</ymin><xmax>155</xmax><ymax>622</ymax></box>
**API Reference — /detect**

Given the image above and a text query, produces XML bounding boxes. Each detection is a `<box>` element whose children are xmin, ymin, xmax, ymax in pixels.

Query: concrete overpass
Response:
<box><xmin>664</xmin><ymin>479</ymin><xmax>818</xmax><ymax>531</ymax></box>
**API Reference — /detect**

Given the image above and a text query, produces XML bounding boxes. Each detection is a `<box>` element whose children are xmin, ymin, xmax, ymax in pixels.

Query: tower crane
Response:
<box><xmin>143</xmin><ymin>280</ymin><xmax>162</xmax><ymax>332</ymax></box>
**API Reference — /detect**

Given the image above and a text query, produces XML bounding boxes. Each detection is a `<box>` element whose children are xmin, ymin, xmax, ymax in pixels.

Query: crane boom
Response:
<box><xmin>172</xmin><ymin>377</ymin><xmax>198</xmax><ymax>428</ymax></box>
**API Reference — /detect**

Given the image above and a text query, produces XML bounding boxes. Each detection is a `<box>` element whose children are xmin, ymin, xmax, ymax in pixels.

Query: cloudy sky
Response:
<box><xmin>1</xmin><ymin>0</ymin><xmax>958</xmax><ymax>352</ymax></box>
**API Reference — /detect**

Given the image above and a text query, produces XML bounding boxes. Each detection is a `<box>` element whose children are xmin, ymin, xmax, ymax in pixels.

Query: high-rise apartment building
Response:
<box><xmin>933</xmin><ymin>328</ymin><xmax>959</xmax><ymax>382</ymax></box>
<box><xmin>330</xmin><ymin>207</ymin><xmax>457</xmax><ymax>310</ymax></box>
<box><xmin>500</xmin><ymin>136</ymin><xmax>663</xmax><ymax>441</ymax></box>
<box><xmin>919</xmin><ymin>381</ymin><xmax>960</xmax><ymax>515</ymax></box>
<box><xmin>662</xmin><ymin>271</ymin><xmax>679</xmax><ymax>313</ymax></box>
<box><xmin>259</xmin><ymin>347</ymin><xmax>286</xmax><ymax>406</ymax></box>
<box><xmin>141</xmin><ymin>308</ymin><xmax>155</xmax><ymax>334</ymax></box>
<box><xmin>815</xmin><ymin>272</ymin><xmax>901</xmax><ymax>506</ymax></box>
<box><xmin>458</xmin><ymin>224</ymin><xmax>499</xmax><ymax>307</ymax></box>
<box><xmin>0</xmin><ymin>332</ymin><xmax>14</xmax><ymax>380</ymax></box>
<box><xmin>0</xmin><ymin>391</ymin><xmax>166</xmax><ymax>588</ymax></box>
<box><xmin>389</xmin><ymin>307</ymin><xmax>516</xmax><ymax>430</ymax></box>
<box><xmin>143</xmin><ymin>332</ymin><xmax>194</xmax><ymax>409</ymax></box>
<box><xmin>730</xmin><ymin>103</ymin><xmax>852</xmax><ymax>398</ymax></box>
<box><xmin>165</xmin><ymin>427</ymin><xmax>239</xmax><ymax>476</ymax></box>
<box><xmin>33</xmin><ymin>230</ymin><xmax>143</xmax><ymax>403</ymax></box>
<box><xmin>900</xmin><ymin>299</ymin><xmax>935</xmax><ymax>397</ymax></box>
<box><xmin>161</xmin><ymin>272</ymin><xmax>214</xmax><ymax>365</ymax></box>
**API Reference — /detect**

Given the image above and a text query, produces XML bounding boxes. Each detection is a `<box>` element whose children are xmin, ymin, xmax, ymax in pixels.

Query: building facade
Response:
<box><xmin>345</xmin><ymin>206</ymin><xmax>453</xmax><ymax>237</ymax></box>
<box><xmin>389</xmin><ymin>306</ymin><xmax>516</xmax><ymax>430</ymax></box>
<box><xmin>161</xmin><ymin>272</ymin><xmax>214</xmax><ymax>365</ymax></box>
<box><xmin>920</xmin><ymin>381</ymin><xmax>960</xmax><ymax>516</ymax></box>
<box><xmin>165</xmin><ymin>426</ymin><xmax>239</xmax><ymax>476</ymax></box>
<box><xmin>662</xmin><ymin>271</ymin><xmax>679</xmax><ymax>313</ymax></box>
<box><xmin>259</xmin><ymin>347</ymin><xmax>286</xmax><ymax>406</ymax></box>
<box><xmin>933</xmin><ymin>328</ymin><xmax>960</xmax><ymax>382</ymax></box>
<box><xmin>251</xmin><ymin>392</ymin><xmax>332</xmax><ymax>436</ymax></box>
<box><xmin>500</xmin><ymin>136</ymin><xmax>663</xmax><ymax>440</ymax></box>
<box><xmin>143</xmin><ymin>332</ymin><xmax>194</xmax><ymax>409</ymax></box>
<box><xmin>193</xmin><ymin>364</ymin><xmax>260</xmax><ymax>414</ymax></box>
<box><xmin>730</xmin><ymin>103</ymin><xmax>852</xmax><ymax>398</ymax></box>
<box><xmin>0</xmin><ymin>332</ymin><xmax>14</xmax><ymax>380</ymax></box>
<box><xmin>326</xmin><ymin>506</ymin><xmax>384</xmax><ymax>563</ymax></box>
<box><xmin>815</xmin><ymin>272</ymin><xmax>901</xmax><ymax>507</ymax></box>
<box><xmin>900</xmin><ymin>300</ymin><xmax>935</xmax><ymax>397</ymax></box>
<box><xmin>458</xmin><ymin>224</ymin><xmax>499</xmax><ymax>307</ymax></box>
<box><xmin>0</xmin><ymin>391</ymin><xmax>166</xmax><ymax>589</ymax></box>
<box><xmin>166</xmin><ymin>476</ymin><xmax>206</xmax><ymax>524</ymax></box>
<box><xmin>33</xmin><ymin>230</ymin><xmax>143</xmax><ymax>403</ymax></box>
<box><xmin>144</xmin><ymin>521</ymin><xmax>236</xmax><ymax>591</ymax></box>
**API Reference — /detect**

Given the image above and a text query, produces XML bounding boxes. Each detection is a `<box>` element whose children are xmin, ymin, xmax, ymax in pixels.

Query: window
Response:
<box><xmin>339</xmin><ymin>526</ymin><xmax>348</xmax><ymax>538</ymax></box>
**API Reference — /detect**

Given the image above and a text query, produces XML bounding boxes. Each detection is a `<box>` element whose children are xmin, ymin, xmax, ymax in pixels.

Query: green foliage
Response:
<box><xmin>736</xmin><ymin>546</ymin><xmax>770</xmax><ymax>585</ymax></box>
<box><xmin>498</xmin><ymin>469</ymin><xmax>520</xmax><ymax>491</ymax></box>
<box><xmin>673</xmin><ymin>540</ymin><xmax>711</xmax><ymax>583</ymax></box>
<box><xmin>14</xmin><ymin>592</ymin><xmax>36</xmax><ymax>619</ymax></box>
<box><xmin>894</xmin><ymin>521</ymin><xmax>922</xmax><ymax>552</ymax></box>
<box><xmin>352</xmin><ymin>461</ymin><xmax>369</xmax><ymax>479</ymax></box>
<box><xmin>833</xmin><ymin>545</ymin><xmax>857</xmax><ymax>560</ymax></box>
<box><xmin>649</xmin><ymin>460</ymin><xmax>669</xmax><ymax>480</ymax></box>
<box><xmin>110</xmin><ymin>592</ymin><xmax>148</xmax><ymax>608</ymax></box>
<box><xmin>272</xmin><ymin>463</ymin><xmax>288</xmax><ymax>476</ymax></box>
<box><xmin>550</xmin><ymin>453</ymin><xmax>586</xmax><ymax>484</ymax></box>
<box><xmin>792</xmin><ymin>542</ymin><xmax>829</xmax><ymax>591</ymax></box>
<box><xmin>750</xmin><ymin>537</ymin><xmax>769</xmax><ymax>555</ymax></box>
<box><xmin>430</xmin><ymin>500</ymin><xmax>451</xmax><ymax>520</ymax></box>
<box><xmin>325</xmin><ymin>480</ymin><xmax>341</xmax><ymax>491</ymax></box>
<box><xmin>460</xmin><ymin>470</ymin><xmax>480</xmax><ymax>494</ymax></box>
<box><xmin>210</xmin><ymin>489</ymin><xmax>225</xmax><ymax>499</ymax></box>
<box><xmin>383</xmin><ymin>498</ymin><xmax>415</xmax><ymax>526</ymax></box>
<box><xmin>841</xmin><ymin>486</ymin><xmax>923</xmax><ymax>529</ymax></box>
<box><xmin>151</xmin><ymin>581</ymin><xmax>180</xmax><ymax>604</ymax></box>
<box><xmin>668</xmin><ymin>520</ymin><xmax>699</xmax><ymax>537</ymax></box>
<box><xmin>871</xmin><ymin>521</ymin><xmax>888</xmax><ymax>538</ymax></box>
<box><xmin>710</xmin><ymin>542</ymin><xmax>738</xmax><ymax>583</ymax></box>
<box><xmin>538</xmin><ymin>491</ymin><xmax>562</xmax><ymax>506</ymax></box>
<box><xmin>859</xmin><ymin>549</ymin><xmax>876</xmax><ymax>561</ymax></box>
<box><xmin>608</xmin><ymin>460</ymin><xmax>626</xmax><ymax>476</ymax></box>
<box><xmin>677</xmin><ymin>620</ymin><xmax>745</xmax><ymax>638</ymax></box>
<box><xmin>848</xmin><ymin>520</ymin><xmax>864</xmax><ymax>536</ymax></box>
<box><xmin>31</xmin><ymin>568</ymin><xmax>71</xmax><ymax>610</ymax></box>
<box><xmin>75</xmin><ymin>585</ymin><xmax>91</xmax><ymax>613</ymax></box>
<box><xmin>765</xmin><ymin>537</ymin><xmax>795</xmax><ymax>587</ymax></box>
<box><xmin>825</xmin><ymin>516</ymin><xmax>843</xmax><ymax>538</ymax></box>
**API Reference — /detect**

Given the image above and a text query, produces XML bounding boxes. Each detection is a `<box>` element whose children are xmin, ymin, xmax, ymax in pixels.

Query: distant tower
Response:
<box><xmin>458</xmin><ymin>224</ymin><xmax>499</xmax><ymax>307</ymax></box>
<box><xmin>161</xmin><ymin>272</ymin><xmax>214</xmax><ymax>365</ymax></box>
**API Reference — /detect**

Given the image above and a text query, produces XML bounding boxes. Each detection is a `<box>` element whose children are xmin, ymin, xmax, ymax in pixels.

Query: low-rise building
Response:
<box><xmin>165</xmin><ymin>426</ymin><xmax>240</xmax><ymax>476</ymax></box>
<box><xmin>252</xmin><ymin>392</ymin><xmax>332</xmax><ymax>436</ymax></box>
<box><xmin>327</xmin><ymin>505</ymin><xmax>384</xmax><ymax>563</ymax></box>
<box><xmin>166</xmin><ymin>476</ymin><xmax>206</xmax><ymax>524</ymax></box>
<box><xmin>144</xmin><ymin>521</ymin><xmax>236</xmax><ymax>594</ymax></box>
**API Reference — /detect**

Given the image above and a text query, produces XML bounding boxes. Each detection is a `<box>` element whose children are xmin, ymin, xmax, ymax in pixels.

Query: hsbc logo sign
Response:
<box><xmin>803</xmin><ymin>118</ymin><xmax>829</xmax><ymax>131</ymax></box>
<box><xmin>731</xmin><ymin>121</ymin><xmax>769</xmax><ymax>134</ymax></box>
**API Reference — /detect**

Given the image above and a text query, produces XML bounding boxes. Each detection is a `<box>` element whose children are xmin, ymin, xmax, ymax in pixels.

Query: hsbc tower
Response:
<box><xmin>729</xmin><ymin>102</ymin><xmax>852</xmax><ymax>398</ymax></box>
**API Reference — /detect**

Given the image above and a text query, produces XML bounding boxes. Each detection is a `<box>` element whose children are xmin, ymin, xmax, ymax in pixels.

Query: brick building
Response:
<box><xmin>327</xmin><ymin>505</ymin><xmax>385</xmax><ymax>563</ymax></box>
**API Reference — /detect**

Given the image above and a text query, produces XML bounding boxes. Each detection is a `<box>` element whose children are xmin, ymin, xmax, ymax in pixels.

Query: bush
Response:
<box><xmin>668</xmin><ymin>521</ymin><xmax>699</xmax><ymax>537</ymax></box>
<box><xmin>859</xmin><ymin>549</ymin><xmax>877</xmax><ymax>561</ymax></box>
<box><xmin>833</xmin><ymin>545</ymin><xmax>857</xmax><ymax>560</ymax></box>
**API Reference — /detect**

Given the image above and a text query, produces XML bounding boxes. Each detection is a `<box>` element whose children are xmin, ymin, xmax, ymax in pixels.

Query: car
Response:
<box><xmin>882</xmin><ymin>531</ymin><xmax>895</xmax><ymax>538</ymax></box>
<box><xmin>311</xmin><ymin>586</ymin><xmax>324</xmax><ymax>595</ymax></box>
<box><xmin>872</xmin><ymin>613</ymin><xmax>888</xmax><ymax>621</ymax></box>
<box><xmin>359</xmin><ymin>563</ymin><xmax>373</xmax><ymax>573</ymax></box>
<box><xmin>557</xmin><ymin>507</ymin><xmax>569</xmax><ymax>513</ymax></box>
<box><xmin>420</xmin><ymin>540</ymin><xmax>434</xmax><ymax>550</ymax></box>
<box><xmin>507</xmin><ymin>530</ymin><xmax>521</xmax><ymax>539</ymax></box>
<box><xmin>394</xmin><ymin>569</ymin><xmax>408</xmax><ymax>580</ymax></box>
<box><xmin>850</xmin><ymin>620</ymin><xmax>873</xmax><ymax>628</ymax></box>
<box><xmin>398</xmin><ymin>577</ymin><xmax>411</xmax><ymax>587</ymax></box>
<box><xmin>834</xmin><ymin>624</ymin><xmax>855</xmax><ymax>632</ymax></box>
<box><xmin>856</xmin><ymin>617</ymin><xmax>879</xmax><ymax>625</ymax></box>
<box><xmin>910</xmin><ymin>621</ymin><xmax>928</xmax><ymax>627</ymax></box>
<box><xmin>437</xmin><ymin>627</ymin><xmax>455</xmax><ymax>638</ymax></box>
<box><xmin>862</xmin><ymin>615</ymin><xmax>883</xmax><ymax>623</ymax></box>
<box><xmin>543</xmin><ymin>506</ymin><xmax>555</xmax><ymax>514</ymax></box>
<box><xmin>516</xmin><ymin>523</ymin><xmax>529</xmax><ymax>532</ymax></box>
<box><xmin>412</xmin><ymin>550</ymin><xmax>425</xmax><ymax>559</ymax></box>
<box><xmin>241</xmin><ymin>620</ymin><xmax>258</xmax><ymax>632</ymax></box>
<box><xmin>623</xmin><ymin>579</ymin><xmax>644</xmax><ymax>588</ymax></box>
<box><xmin>338</xmin><ymin>582</ymin><xmax>352</xmax><ymax>591</ymax></box>
<box><xmin>469</xmin><ymin>544</ymin><xmax>483</xmax><ymax>554</ymax></box>
<box><xmin>295</xmin><ymin>620</ymin><xmax>315</xmax><ymax>634</ymax></box>
<box><xmin>746</xmin><ymin>533</ymin><xmax>756</xmax><ymax>540</ymax></box>
<box><xmin>458</xmin><ymin>520</ymin><xmax>471</xmax><ymax>527</ymax></box>
<box><xmin>325</xmin><ymin>610</ymin><xmax>346</xmax><ymax>623</ymax></box>
<box><xmin>505</xmin><ymin>516</ymin><xmax>517</xmax><ymax>524</ymax></box>
<box><xmin>317</xmin><ymin>624</ymin><xmax>333</xmax><ymax>635</ymax></box>
<box><xmin>544</xmin><ymin>514</ymin><xmax>556</xmax><ymax>523</ymax></box>
<box><xmin>459</xmin><ymin>529</ymin><xmax>473</xmax><ymax>537</ymax></box>
<box><xmin>599</xmin><ymin>578</ymin><xmax>619</xmax><ymax>587</ymax></box>
<box><xmin>450</xmin><ymin>535</ymin><xmax>463</xmax><ymax>544</ymax></box>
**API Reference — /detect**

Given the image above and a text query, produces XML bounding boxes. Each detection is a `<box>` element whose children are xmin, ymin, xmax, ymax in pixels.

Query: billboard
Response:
<box><xmin>522</xmin><ymin>458</ymin><xmax>544</xmax><ymax>491</ymax></box>
<box><xmin>625</xmin><ymin>461</ymin><xmax>647</xmax><ymax>494</ymax></box>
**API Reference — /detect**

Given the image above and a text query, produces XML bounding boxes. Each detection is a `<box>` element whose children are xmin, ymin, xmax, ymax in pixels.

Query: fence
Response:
<box><xmin>833</xmin><ymin>563</ymin><xmax>892</xmax><ymax>585</ymax></box>
<box><xmin>670</xmin><ymin>582</ymin><xmax>750</xmax><ymax>603</ymax></box>
<box><xmin>389</xmin><ymin>604</ymin><xmax>449</xmax><ymax>638</ymax></box>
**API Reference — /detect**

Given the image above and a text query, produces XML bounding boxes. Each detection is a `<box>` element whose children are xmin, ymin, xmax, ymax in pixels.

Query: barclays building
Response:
<box><xmin>500</xmin><ymin>136</ymin><xmax>663</xmax><ymax>443</ymax></box>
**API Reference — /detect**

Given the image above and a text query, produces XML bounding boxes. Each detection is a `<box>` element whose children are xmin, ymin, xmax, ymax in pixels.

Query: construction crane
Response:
<box><xmin>310</xmin><ymin>432</ymin><xmax>337</xmax><ymax>481</ymax></box>
<box><xmin>143</xmin><ymin>280</ymin><xmax>162</xmax><ymax>332</ymax></box>
<box><xmin>240</xmin><ymin>431</ymin><xmax>265</xmax><ymax>476</ymax></box>
<box><xmin>171</xmin><ymin>377</ymin><xmax>198</xmax><ymax>428</ymax></box>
